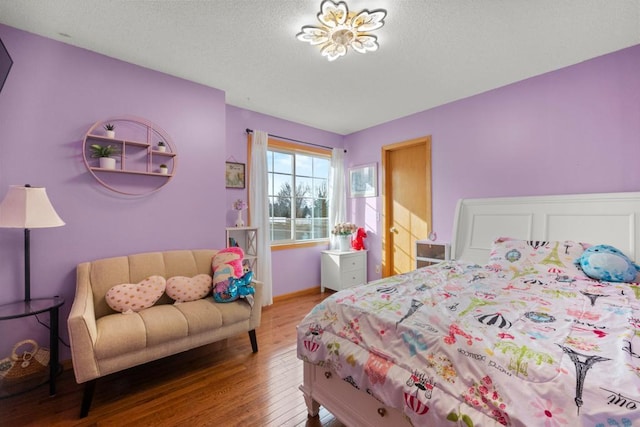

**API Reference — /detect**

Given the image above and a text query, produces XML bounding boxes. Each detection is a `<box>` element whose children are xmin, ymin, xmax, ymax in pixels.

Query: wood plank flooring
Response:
<box><xmin>0</xmin><ymin>291</ymin><xmax>347</xmax><ymax>427</ymax></box>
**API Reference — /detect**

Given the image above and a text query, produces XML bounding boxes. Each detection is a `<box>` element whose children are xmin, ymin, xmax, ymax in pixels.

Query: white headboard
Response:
<box><xmin>451</xmin><ymin>192</ymin><xmax>640</xmax><ymax>265</ymax></box>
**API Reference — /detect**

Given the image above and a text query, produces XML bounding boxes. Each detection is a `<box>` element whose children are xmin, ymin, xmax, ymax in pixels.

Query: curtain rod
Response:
<box><xmin>245</xmin><ymin>128</ymin><xmax>346</xmax><ymax>153</ymax></box>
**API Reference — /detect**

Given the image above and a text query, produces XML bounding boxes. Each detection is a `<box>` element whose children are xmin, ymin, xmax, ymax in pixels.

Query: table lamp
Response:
<box><xmin>0</xmin><ymin>184</ymin><xmax>65</xmax><ymax>302</ymax></box>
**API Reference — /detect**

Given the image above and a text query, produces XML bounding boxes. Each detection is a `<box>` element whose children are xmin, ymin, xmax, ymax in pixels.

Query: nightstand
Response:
<box><xmin>415</xmin><ymin>240</ymin><xmax>450</xmax><ymax>269</ymax></box>
<box><xmin>321</xmin><ymin>250</ymin><xmax>367</xmax><ymax>292</ymax></box>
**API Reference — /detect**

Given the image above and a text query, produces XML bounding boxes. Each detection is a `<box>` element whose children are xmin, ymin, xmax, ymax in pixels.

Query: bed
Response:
<box><xmin>297</xmin><ymin>192</ymin><xmax>640</xmax><ymax>426</ymax></box>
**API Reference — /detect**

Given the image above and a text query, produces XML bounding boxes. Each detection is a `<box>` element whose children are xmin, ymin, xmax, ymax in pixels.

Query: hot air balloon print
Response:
<box><xmin>475</xmin><ymin>312</ymin><xmax>513</xmax><ymax>329</ymax></box>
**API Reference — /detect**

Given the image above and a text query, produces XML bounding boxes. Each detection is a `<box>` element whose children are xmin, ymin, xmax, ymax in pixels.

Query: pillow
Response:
<box><xmin>575</xmin><ymin>244</ymin><xmax>640</xmax><ymax>282</ymax></box>
<box><xmin>166</xmin><ymin>274</ymin><xmax>213</xmax><ymax>303</ymax></box>
<box><xmin>106</xmin><ymin>276</ymin><xmax>166</xmax><ymax>313</ymax></box>
<box><xmin>489</xmin><ymin>237</ymin><xmax>586</xmax><ymax>273</ymax></box>
<box><xmin>211</xmin><ymin>247</ymin><xmax>244</xmax><ymax>288</ymax></box>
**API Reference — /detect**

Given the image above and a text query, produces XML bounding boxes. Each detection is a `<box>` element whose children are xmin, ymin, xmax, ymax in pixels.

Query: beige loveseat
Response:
<box><xmin>67</xmin><ymin>249</ymin><xmax>262</xmax><ymax>417</ymax></box>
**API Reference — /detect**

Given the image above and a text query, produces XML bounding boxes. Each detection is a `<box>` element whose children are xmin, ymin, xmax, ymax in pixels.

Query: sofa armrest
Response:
<box><xmin>67</xmin><ymin>262</ymin><xmax>100</xmax><ymax>383</ymax></box>
<box><xmin>249</xmin><ymin>280</ymin><xmax>264</xmax><ymax>330</ymax></box>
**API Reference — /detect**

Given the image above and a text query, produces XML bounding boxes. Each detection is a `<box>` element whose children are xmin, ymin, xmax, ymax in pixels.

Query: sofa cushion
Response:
<box><xmin>95</xmin><ymin>312</ymin><xmax>148</xmax><ymax>359</ymax></box>
<box><xmin>173</xmin><ymin>299</ymin><xmax>225</xmax><ymax>335</ymax></box>
<box><xmin>94</xmin><ymin>299</ymin><xmax>247</xmax><ymax>359</ymax></box>
<box><xmin>94</xmin><ymin>305</ymin><xmax>189</xmax><ymax>360</ymax></box>
<box><xmin>105</xmin><ymin>276</ymin><xmax>166</xmax><ymax>313</ymax></box>
<box><xmin>166</xmin><ymin>274</ymin><xmax>213</xmax><ymax>303</ymax></box>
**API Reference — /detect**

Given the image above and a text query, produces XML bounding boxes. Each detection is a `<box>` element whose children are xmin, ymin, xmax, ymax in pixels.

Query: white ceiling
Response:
<box><xmin>1</xmin><ymin>0</ymin><xmax>639</xmax><ymax>135</ymax></box>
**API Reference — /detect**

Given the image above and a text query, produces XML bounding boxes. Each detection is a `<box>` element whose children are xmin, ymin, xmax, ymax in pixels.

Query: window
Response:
<box><xmin>267</xmin><ymin>139</ymin><xmax>330</xmax><ymax>244</ymax></box>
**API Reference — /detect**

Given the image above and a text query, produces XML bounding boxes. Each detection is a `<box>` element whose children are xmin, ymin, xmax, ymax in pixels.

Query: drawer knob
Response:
<box><xmin>377</xmin><ymin>407</ymin><xmax>386</xmax><ymax>417</ymax></box>
<box><xmin>324</xmin><ymin>371</ymin><xmax>332</xmax><ymax>379</ymax></box>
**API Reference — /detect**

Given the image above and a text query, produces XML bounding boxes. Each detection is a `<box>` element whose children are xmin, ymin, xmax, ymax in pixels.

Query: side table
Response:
<box><xmin>321</xmin><ymin>250</ymin><xmax>367</xmax><ymax>292</ymax></box>
<box><xmin>0</xmin><ymin>297</ymin><xmax>64</xmax><ymax>397</ymax></box>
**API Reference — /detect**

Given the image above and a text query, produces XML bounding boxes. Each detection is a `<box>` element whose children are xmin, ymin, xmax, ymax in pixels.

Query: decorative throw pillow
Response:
<box><xmin>575</xmin><ymin>244</ymin><xmax>640</xmax><ymax>282</ymax></box>
<box><xmin>489</xmin><ymin>237</ymin><xmax>586</xmax><ymax>273</ymax></box>
<box><xmin>106</xmin><ymin>275</ymin><xmax>166</xmax><ymax>314</ymax></box>
<box><xmin>211</xmin><ymin>247</ymin><xmax>244</xmax><ymax>287</ymax></box>
<box><xmin>166</xmin><ymin>274</ymin><xmax>213</xmax><ymax>303</ymax></box>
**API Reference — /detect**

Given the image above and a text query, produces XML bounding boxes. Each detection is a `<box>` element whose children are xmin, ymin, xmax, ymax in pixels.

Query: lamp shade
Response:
<box><xmin>0</xmin><ymin>185</ymin><xmax>65</xmax><ymax>228</ymax></box>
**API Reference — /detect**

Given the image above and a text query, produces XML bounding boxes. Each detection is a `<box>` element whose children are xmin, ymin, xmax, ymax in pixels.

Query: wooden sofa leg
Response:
<box><xmin>80</xmin><ymin>380</ymin><xmax>96</xmax><ymax>418</ymax></box>
<box><xmin>248</xmin><ymin>329</ymin><xmax>258</xmax><ymax>353</ymax></box>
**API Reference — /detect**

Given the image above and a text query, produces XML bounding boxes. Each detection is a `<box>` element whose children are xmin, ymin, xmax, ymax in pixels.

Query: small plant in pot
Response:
<box><xmin>157</xmin><ymin>141</ymin><xmax>166</xmax><ymax>152</ymax></box>
<box><xmin>159</xmin><ymin>164</ymin><xmax>169</xmax><ymax>175</ymax></box>
<box><xmin>104</xmin><ymin>123</ymin><xmax>115</xmax><ymax>139</ymax></box>
<box><xmin>90</xmin><ymin>144</ymin><xmax>120</xmax><ymax>169</ymax></box>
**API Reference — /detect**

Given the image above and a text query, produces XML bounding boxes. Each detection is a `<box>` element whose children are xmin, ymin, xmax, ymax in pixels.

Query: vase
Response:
<box><xmin>106</xmin><ymin>130</ymin><xmax>115</xmax><ymax>139</ymax></box>
<box><xmin>235</xmin><ymin>210</ymin><xmax>245</xmax><ymax>227</ymax></box>
<box><xmin>338</xmin><ymin>234</ymin><xmax>351</xmax><ymax>251</ymax></box>
<box><xmin>99</xmin><ymin>157</ymin><xmax>116</xmax><ymax>169</ymax></box>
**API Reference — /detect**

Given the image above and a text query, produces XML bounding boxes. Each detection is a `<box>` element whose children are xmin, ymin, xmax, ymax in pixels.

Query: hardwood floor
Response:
<box><xmin>0</xmin><ymin>291</ymin><xmax>347</xmax><ymax>427</ymax></box>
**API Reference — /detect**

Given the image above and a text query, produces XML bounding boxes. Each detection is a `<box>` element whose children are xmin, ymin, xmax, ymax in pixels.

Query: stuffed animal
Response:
<box><xmin>574</xmin><ymin>244</ymin><xmax>640</xmax><ymax>282</ymax></box>
<box><xmin>213</xmin><ymin>270</ymin><xmax>254</xmax><ymax>303</ymax></box>
<box><xmin>352</xmin><ymin>227</ymin><xmax>367</xmax><ymax>250</ymax></box>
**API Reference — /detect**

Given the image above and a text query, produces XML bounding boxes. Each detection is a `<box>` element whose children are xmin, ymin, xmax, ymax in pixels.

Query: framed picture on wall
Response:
<box><xmin>225</xmin><ymin>162</ymin><xmax>245</xmax><ymax>189</ymax></box>
<box><xmin>349</xmin><ymin>163</ymin><xmax>377</xmax><ymax>198</ymax></box>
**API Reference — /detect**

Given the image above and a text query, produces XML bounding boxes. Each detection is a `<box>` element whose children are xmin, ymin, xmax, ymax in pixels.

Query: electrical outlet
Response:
<box><xmin>375</xmin><ymin>264</ymin><xmax>381</xmax><ymax>274</ymax></box>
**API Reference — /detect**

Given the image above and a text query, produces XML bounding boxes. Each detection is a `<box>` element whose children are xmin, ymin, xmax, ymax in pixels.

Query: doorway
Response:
<box><xmin>382</xmin><ymin>136</ymin><xmax>432</xmax><ymax>276</ymax></box>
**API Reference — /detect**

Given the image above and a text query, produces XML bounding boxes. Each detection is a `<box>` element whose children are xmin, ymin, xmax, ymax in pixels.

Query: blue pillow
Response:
<box><xmin>575</xmin><ymin>244</ymin><xmax>640</xmax><ymax>282</ymax></box>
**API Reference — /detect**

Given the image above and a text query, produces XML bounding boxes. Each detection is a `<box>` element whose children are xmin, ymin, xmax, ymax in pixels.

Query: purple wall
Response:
<box><xmin>345</xmin><ymin>44</ymin><xmax>640</xmax><ymax>281</ymax></box>
<box><xmin>0</xmin><ymin>24</ymin><xmax>227</xmax><ymax>359</ymax></box>
<box><xmin>0</xmin><ymin>21</ymin><xmax>638</xmax><ymax>362</ymax></box>
<box><xmin>225</xmin><ymin>106</ymin><xmax>344</xmax><ymax>296</ymax></box>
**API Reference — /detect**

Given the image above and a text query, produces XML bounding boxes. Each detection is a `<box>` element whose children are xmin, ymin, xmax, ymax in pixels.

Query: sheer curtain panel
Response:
<box><xmin>328</xmin><ymin>148</ymin><xmax>346</xmax><ymax>250</ymax></box>
<box><xmin>249</xmin><ymin>130</ymin><xmax>273</xmax><ymax>306</ymax></box>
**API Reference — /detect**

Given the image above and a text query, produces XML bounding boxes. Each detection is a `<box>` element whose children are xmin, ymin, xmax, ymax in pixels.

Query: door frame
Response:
<box><xmin>381</xmin><ymin>136</ymin><xmax>432</xmax><ymax>277</ymax></box>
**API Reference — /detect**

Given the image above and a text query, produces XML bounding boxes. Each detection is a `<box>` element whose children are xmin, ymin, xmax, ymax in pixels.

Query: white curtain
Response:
<box><xmin>249</xmin><ymin>130</ymin><xmax>273</xmax><ymax>306</ymax></box>
<box><xmin>328</xmin><ymin>148</ymin><xmax>346</xmax><ymax>249</ymax></box>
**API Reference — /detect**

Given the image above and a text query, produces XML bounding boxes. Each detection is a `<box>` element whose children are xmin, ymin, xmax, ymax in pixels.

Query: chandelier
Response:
<box><xmin>297</xmin><ymin>0</ymin><xmax>387</xmax><ymax>62</ymax></box>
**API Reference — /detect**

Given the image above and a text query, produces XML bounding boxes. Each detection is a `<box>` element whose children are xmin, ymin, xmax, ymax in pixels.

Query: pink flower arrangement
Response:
<box><xmin>332</xmin><ymin>222</ymin><xmax>358</xmax><ymax>235</ymax></box>
<box><xmin>233</xmin><ymin>199</ymin><xmax>247</xmax><ymax>210</ymax></box>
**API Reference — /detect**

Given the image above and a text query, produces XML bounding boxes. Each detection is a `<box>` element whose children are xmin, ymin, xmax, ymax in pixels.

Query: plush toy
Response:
<box><xmin>574</xmin><ymin>244</ymin><xmax>640</xmax><ymax>282</ymax></box>
<box><xmin>213</xmin><ymin>270</ymin><xmax>255</xmax><ymax>303</ymax></box>
<box><xmin>352</xmin><ymin>227</ymin><xmax>367</xmax><ymax>250</ymax></box>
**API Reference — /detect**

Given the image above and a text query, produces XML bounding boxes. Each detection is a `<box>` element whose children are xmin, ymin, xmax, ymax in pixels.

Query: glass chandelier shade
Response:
<box><xmin>297</xmin><ymin>0</ymin><xmax>387</xmax><ymax>62</ymax></box>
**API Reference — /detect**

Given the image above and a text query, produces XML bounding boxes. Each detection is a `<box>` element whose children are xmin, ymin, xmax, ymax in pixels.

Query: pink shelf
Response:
<box><xmin>82</xmin><ymin>116</ymin><xmax>178</xmax><ymax>195</ymax></box>
<box><xmin>90</xmin><ymin>167</ymin><xmax>173</xmax><ymax>177</ymax></box>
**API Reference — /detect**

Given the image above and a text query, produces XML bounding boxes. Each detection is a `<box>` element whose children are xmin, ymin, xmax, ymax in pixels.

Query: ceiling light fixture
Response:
<box><xmin>297</xmin><ymin>0</ymin><xmax>387</xmax><ymax>62</ymax></box>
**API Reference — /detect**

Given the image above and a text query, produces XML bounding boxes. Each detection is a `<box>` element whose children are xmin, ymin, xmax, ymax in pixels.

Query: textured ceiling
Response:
<box><xmin>0</xmin><ymin>0</ymin><xmax>638</xmax><ymax>135</ymax></box>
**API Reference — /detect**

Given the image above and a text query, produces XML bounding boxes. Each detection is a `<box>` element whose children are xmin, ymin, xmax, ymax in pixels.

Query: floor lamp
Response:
<box><xmin>0</xmin><ymin>185</ymin><xmax>65</xmax><ymax>302</ymax></box>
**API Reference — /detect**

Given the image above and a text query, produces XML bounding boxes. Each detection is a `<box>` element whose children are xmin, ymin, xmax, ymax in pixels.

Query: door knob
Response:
<box><xmin>390</xmin><ymin>227</ymin><xmax>398</xmax><ymax>234</ymax></box>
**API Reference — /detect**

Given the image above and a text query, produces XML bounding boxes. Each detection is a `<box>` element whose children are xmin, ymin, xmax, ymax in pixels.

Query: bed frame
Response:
<box><xmin>301</xmin><ymin>191</ymin><xmax>640</xmax><ymax>425</ymax></box>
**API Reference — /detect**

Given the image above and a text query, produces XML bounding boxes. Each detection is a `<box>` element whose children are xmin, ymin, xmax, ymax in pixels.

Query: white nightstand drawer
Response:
<box><xmin>321</xmin><ymin>250</ymin><xmax>368</xmax><ymax>292</ymax></box>
<box><xmin>340</xmin><ymin>269</ymin><xmax>366</xmax><ymax>287</ymax></box>
<box><xmin>340</xmin><ymin>253</ymin><xmax>365</xmax><ymax>272</ymax></box>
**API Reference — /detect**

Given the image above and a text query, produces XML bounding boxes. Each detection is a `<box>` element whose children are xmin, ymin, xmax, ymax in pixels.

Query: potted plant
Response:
<box><xmin>157</xmin><ymin>141</ymin><xmax>166</xmax><ymax>152</ymax></box>
<box><xmin>90</xmin><ymin>144</ymin><xmax>120</xmax><ymax>169</ymax></box>
<box><xmin>104</xmin><ymin>123</ymin><xmax>115</xmax><ymax>139</ymax></box>
<box><xmin>159</xmin><ymin>164</ymin><xmax>169</xmax><ymax>175</ymax></box>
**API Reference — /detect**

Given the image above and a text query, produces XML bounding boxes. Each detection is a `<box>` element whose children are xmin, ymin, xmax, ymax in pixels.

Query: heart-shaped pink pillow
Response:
<box><xmin>166</xmin><ymin>274</ymin><xmax>213</xmax><ymax>303</ymax></box>
<box><xmin>106</xmin><ymin>276</ymin><xmax>166</xmax><ymax>313</ymax></box>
